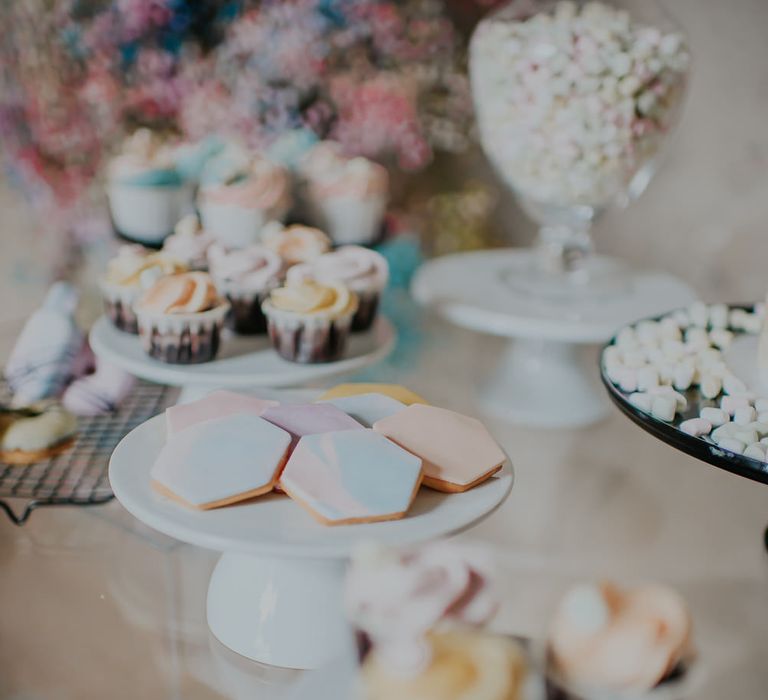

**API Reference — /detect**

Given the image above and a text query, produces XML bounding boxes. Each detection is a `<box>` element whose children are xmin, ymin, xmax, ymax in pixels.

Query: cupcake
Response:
<box><xmin>162</xmin><ymin>214</ymin><xmax>215</xmax><ymax>270</ymax></box>
<box><xmin>207</xmin><ymin>243</ymin><xmax>282</xmax><ymax>335</ymax></box>
<box><xmin>134</xmin><ymin>272</ymin><xmax>229</xmax><ymax>364</ymax></box>
<box><xmin>106</xmin><ymin>129</ymin><xmax>195</xmax><ymax>246</ymax></box>
<box><xmin>100</xmin><ymin>246</ymin><xmax>187</xmax><ymax>333</ymax></box>
<box><xmin>198</xmin><ymin>144</ymin><xmax>292</xmax><ymax>249</ymax></box>
<box><xmin>546</xmin><ymin>582</ymin><xmax>695</xmax><ymax>700</ymax></box>
<box><xmin>262</xmin><ymin>222</ymin><xmax>332</xmax><ymax>271</ymax></box>
<box><xmin>287</xmin><ymin>246</ymin><xmax>388</xmax><ymax>331</ymax></box>
<box><xmin>345</xmin><ymin>542</ymin><xmax>528</xmax><ymax>700</ymax></box>
<box><xmin>261</xmin><ymin>280</ymin><xmax>357</xmax><ymax>363</ymax></box>
<box><xmin>299</xmin><ymin>141</ymin><xmax>389</xmax><ymax>246</ymax></box>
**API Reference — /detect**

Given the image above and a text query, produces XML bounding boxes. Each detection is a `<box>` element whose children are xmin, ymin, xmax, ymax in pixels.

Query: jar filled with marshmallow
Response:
<box><xmin>470</xmin><ymin>0</ymin><xmax>691</xmax><ymax>295</ymax></box>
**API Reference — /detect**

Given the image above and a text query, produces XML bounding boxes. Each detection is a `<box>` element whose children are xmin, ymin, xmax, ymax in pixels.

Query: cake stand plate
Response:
<box><xmin>600</xmin><ymin>311</ymin><xmax>768</xmax><ymax>486</ymax></box>
<box><xmin>412</xmin><ymin>249</ymin><xmax>696</xmax><ymax>428</ymax></box>
<box><xmin>109</xmin><ymin>412</ymin><xmax>513</xmax><ymax>669</ymax></box>
<box><xmin>90</xmin><ymin>316</ymin><xmax>395</xmax><ymax>389</ymax></box>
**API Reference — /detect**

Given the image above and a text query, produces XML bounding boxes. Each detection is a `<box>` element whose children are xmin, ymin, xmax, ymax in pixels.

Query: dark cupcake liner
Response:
<box><xmin>265</xmin><ymin>314</ymin><xmax>353</xmax><ymax>364</ymax></box>
<box><xmin>103</xmin><ymin>298</ymin><xmax>139</xmax><ymax>334</ymax></box>
<box><xmin>224</xmin><ymin>291</ymin><xmax>271</xmax><ymax>335</ymax></box>
<box><xmin>136</xmin><ymin>305</ymin><xmax>228</xmax><ymax>364</ymax></box>
<box><xmin>351</xmin><ymin>291</ymin><xmax>380</xmax><ymax>332</ymax></box>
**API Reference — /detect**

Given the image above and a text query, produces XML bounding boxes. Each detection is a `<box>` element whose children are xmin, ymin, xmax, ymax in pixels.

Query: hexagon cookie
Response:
<box><xmin>262</xmin><ymin>403</ymin><xmax>363</xmax><ymax>447</ymax></box>
<box><xmin>316</xmin><ymin>383</ymin><xmax>428</xmax><ymax>406</ymax></box>
<box><xmin>151</xmin><ymin>414</ymin><xmax>291</xmax><ymax>509</ymax></box>
<box><xmin>166</xmin><ymin>390</ymin><xmax>277</xmax><ymax>435</ymax></box>
<box><xmin>320</xmin><ymin>392</ymin><xmax>406</xmax><ymax>428</ymax></box>
<box><xmin>280</xmin><ymin>429</ymin><xmax>423</xmax><ymax>525</ymax></box>
<box><xmin>373</xmin><ymin>405</ymin><xmax>506</xmax><ymax>493</ymax></box>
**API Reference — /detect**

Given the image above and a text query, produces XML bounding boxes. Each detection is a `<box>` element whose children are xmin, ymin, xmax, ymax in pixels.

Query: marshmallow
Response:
<box><xmin>650</xmin><ymin>395</ymin><xmax>676</xmax><ymax>421</ymax></box>
<box><xmin>754</xmin><ymin>398</ymin><xmax>768</xmax><ymax>413</ymax></box>
<box><xmin>721</xmin><ymin>395</ymin><xmax>751</xmax><ymax>416</ymax></box>
<box><xmin>709</xmin><ymin>329</ymin><xmax>733</xmax><ymax>350</ymax></box>
<box><xmin>733</xmin><ymin>406</ymin><xmax>757</xmax><ymax>425</ymax></box>
<box><xmin>700</xmin><ymin>407</ymin><xmax>729</xmax><ymax>427</ymax></box>
<box><xmin>709</xmin><ymin>304</ymin><xmax>729</xmax><ymax>329</ymax></box>
<box><xmin>688</xmin><ymin>301</ymin><xmax>709</xmax><ymax>328</ymax></box>
<box><xmin>679</xmin><ymin>418</ymin><xmax>712</xmax><ymax>437</ymax></box>
<box><xmin>673</xmin><ymin>363</ymin><xmax>695</xmax><ymax>391</ymax></box>
<box><xmin>700</xmin><ymin>375</ymin><xmax>722</xmax><ymax>400</ymax></box>
<box><xmin>733</xmin><ymin>429</ymin><xmax>759</xmax><ymax>445</ymax></box>
<box><xmin>717</xmin><ymin>437</ymin><xmax>745</xmax><ymax>454</ymax></box>
<box><xmin>712</xmin><ymin>423</ymin><xmax>738</xmax><ymax>442</ymax></box>
<box><xmin>649</xmin><ymin>385</ymin><xmax>687</xmax><ymax>411</ymax></box>
<box><xmin>722</xmin><ymin>374</ymin><xmax>748</xmax><ymax>396</ymax></box>
<box><xmin>617</xmin><ymin>367</ymin><xmax>638</xmax><ymax>393</ymax></box>
<box><xmin>628</xmin><ymin>392</ymin><xmax>653</xmax><ymax>412</ymax></box>
<box><xmin>743</xmin><ymin>443</ymin><xmax>766</xmax><ymax>461</ymax></box>
<box><xmin>637</xmin><ymin>367</ymin><xmax>660</xmax><ymax>391</ymax></box>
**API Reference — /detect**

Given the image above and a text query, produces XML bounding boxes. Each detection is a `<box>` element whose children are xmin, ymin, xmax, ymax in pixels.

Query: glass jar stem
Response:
<box><xmin>536</xmin><ymin>224</ymin><xmax>593</xmax><ymax>275</ymax></box>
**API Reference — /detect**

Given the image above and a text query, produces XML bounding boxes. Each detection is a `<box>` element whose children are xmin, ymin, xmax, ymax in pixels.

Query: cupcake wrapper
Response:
<box><xmin>136</xmin><ymin>304</ymin><xmax>229</xmax><ymax>364</ymax></box>
<box><xmin>265</xmin><ymin>309</ymin><xmax>354</xmax><ymax>364</ymax></box>
<box><xmin>101</xmin><ymin>283</ymin><xmax>140</xmax><ymax>334</ymax></box>
<box><xmin>224</xmin><ymin>289</ymin><xmax>272</xmax><ymax>335</ymax></box>
<box><xmin>351</xmin><ymin>290</ymin><xmax>380</xmax><ymax>332</ymax></box>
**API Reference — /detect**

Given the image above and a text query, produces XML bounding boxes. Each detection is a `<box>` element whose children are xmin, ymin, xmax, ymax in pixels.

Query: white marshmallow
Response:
<box><xmin>745</xmin><ymin>421</ymin><xmax>768</xmax><ymax>436</ymax></box>
<box><xmin>616</xmin><ymin>327</ymin><xmax>638</xmax><ymax>348</ymax></box>
<box><xmin>709</xmin><ymin>329</ymin><xmax>733</xmax><ymax>350</ymax></box>
<box><xmin>744</xmin><ymin>443</ymin><xmax>766</xmax><ymax>461</ymax></box>
<box><xmin>700</xmin><ymin>375</ymin><xmax>722</xmax><ymax>400</ymax></box>
<box><xmin>758</xmin><ymin>412</ymin><xmax>768</xmax><ymax>424</ymax></box>
<box><xmin>733</xmin><ymin>429</ymin><xmax>759</xmax><ymax>445</ymax></box>
<box><xmin>721</xmin><ymin>395</ymin><xmax>750</xmax><ymax>416</ymax></box>
<box><xmin>670</xmin><ymin>310</ymin><xmax>690</xmax><ymax>328</ymax></box>
<box><xmin>679</xmin><ymin>418</ymin><xmax>712</xmax><ymax>437</ymax></box>
<box><xmin>659</xmin><ymin>317</ymin><xmax>682</xmax><ymax>340</ymax></box>
<box><xmin>673</xmin><ymin>363</ymin><xmax>695</xmax><ymax>391</ymax></box>
<box><xmin>743</xmin><ymin>313</ymin><xmax>762</xmax><ymax>334</ymax></box>
<box><xmin>709</xmin><ymin>304</ymin><xmax>729</xmax><ymax>329</ymax></box>
<box><xmin>649</xmin><ymin>385</ymin><xmax>687</xmax><ymax>410</ymax></box>
<box><xmin>712</xmin><ymin>423</ymin><xmax>738</xmax><ymax>442</ymax></box>
<box><xmin>700</xmin><ymin>407</ymin><xmax>729</xmax><ymax>427</ymax></box>
<box><xmin>628</xmin><ymin>392</ymin><xmax>653</xmax><ymax>412</ymax></box>
<box><xmin>651</xmin><ymin>395</ymin><xmax>676</xmax><ymax>421</ymax></box>
<box><xmin>636</xmin><ymin>367</ymin><xmax>659</xmax><ymax>391</ymax></box>
<box><xmin>617</xmin><ymin>367</ymin><xmax>638</xmax><ymax>392</ymax></box>
<box><xmin>717</xmin><ymin>437</ymin><xmax>745</xmax><ymax>454</ymax></box>
<box><xmin>688</xmin><ymin>301</ymin><xmax>709</xmax><ymax>328</ymax></box>
<box><xmin>754</xmin><ymin>398</ymin><xmax>768</xmax><ymax>413</ymax></box>
<box><xmin>622</xmin><ymin>350</ymin><xmax>647</xmax><ymax>368</ymax></box>
<box><xmin>733</xmin><ymin>406</ymin><xmax>757</xmax><ymax>425</ymax></box>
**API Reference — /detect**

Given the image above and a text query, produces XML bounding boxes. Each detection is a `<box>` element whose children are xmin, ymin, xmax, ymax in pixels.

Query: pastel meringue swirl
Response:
<box><xmin>136</xmin><ymin>272</ymin><xmax>220</xmax><ymax>315</ymax></box>
<box><xmin>287</xmin><ymin>245</ymin><xmax>388</xmax><ymax>292</ymax></box>
<box><xmin>265</xmin><ymin>280</ymin><xmax>357</xmax><ymax>319</ymax></box>
<box><xmin>207</xmin><ymin>243</ymin><xmax>282</xmax><ymax>293</ymax></box>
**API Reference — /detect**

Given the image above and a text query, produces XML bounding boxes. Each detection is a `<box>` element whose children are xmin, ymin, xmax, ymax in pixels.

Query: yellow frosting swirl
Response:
<box><xmin>267</xmin><ymin>281</ymin><xmax>357</xmax><ymax>319</ymax></box>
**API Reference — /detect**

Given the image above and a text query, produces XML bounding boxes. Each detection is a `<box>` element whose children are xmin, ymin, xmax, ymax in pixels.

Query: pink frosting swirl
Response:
<box><xmin>301</xmin><ymin>141</ymin><xmax>389</xmax><ymax>199</ymax></box>
<box><xmin>287</xmin><ymin>246</ymin><xmax>388</xmax><ymax>292</ymax></box>
<box><xmin>345</xmin><ymin>541</ymin><xmax>498</xmax><ymax>674</ymax></box>
<box><xmin>202</xmin><ymin>155</ymin><xmax>291</xmax><ymax>213</ymax></box>
<box><xmin>207</xmin><ymin>243</ymin><xmax>282</xmax><ymax>293</ymax></box>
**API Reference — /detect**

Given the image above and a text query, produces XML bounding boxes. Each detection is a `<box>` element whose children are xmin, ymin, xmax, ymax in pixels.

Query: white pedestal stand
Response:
<box><xmin>109</xmin><ymin>413</ymin><xmax>513</xmax><ymax>669</ymax></box>
<box><xmin>412</xmin><ymin>249</ymin><xmax>696</xmax><ymax>428</ymax></box>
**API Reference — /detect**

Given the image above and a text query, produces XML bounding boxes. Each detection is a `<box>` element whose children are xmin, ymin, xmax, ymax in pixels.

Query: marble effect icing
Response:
<box><xmin>151</xmin><ymin>414</ymin><xmax>290</xmax><ymax>509</ymax></box>
<box><xmin>320</xmin><ymin>393</ymin><xmax>406</xmax><ymax>428</ymax></box>
<box><xmin>280</xmin><ymin>429</ymin><xmax>423</xmax><ymax>525</ymax></box>
<box><xmin>262</xmin><ymin>403</ymin><xmax>363</xmax><ymax>447</ymax></box>
<box><xmin>165</xmin><ymin>390</ymin><xmax>277</xmax><ymax>435</ymax></box>
<box><xmin>374</xmin><ymin>405</ymin><xmax>506</xmax><ymax>492</ymax></box>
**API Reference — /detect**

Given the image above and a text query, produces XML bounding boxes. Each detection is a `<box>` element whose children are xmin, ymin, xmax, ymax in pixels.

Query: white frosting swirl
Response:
<box><xmin>207</xmin><ymin>243</ymin><xmax>282</xmax><ymax>293</ymax></box>
<box><xmin>162</xmin><ymin>215</ymin><xmax>215</xmax><ymax>268</ymax></box>
<box><xmin>287</xmin><ymin>246</ymin><xmax>388</xmax><ymax>293</ymax></box>
<box><xmin>300</xmin><ymin>141</ymin><xmax>389</xmax><ymax>199</ymax></box>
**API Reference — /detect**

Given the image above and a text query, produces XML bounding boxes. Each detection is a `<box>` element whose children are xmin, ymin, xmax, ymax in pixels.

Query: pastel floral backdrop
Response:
<box><xmin>0</xmin><ymin>0</ymin><xmax>504</xmax><ymax>240</ymax></box>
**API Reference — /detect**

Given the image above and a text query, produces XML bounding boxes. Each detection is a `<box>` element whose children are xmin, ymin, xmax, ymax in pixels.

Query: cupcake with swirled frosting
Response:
<box><xmin>262</xmin><ymin>222</ymin><xmax>332</xmax><ymax>271</ymax></box>
<box><xmin>299</xmin><ymin>141</ymin><xmax>389</xmax><ymax>246</ymax></box>
<box><xmin>198</xmin><ymin>144</ymin><xmax>292</xmax><ymax>249</ymax></box>
<box><xmin>101</xmin><ymin>245</ymin><xmax>187</xmax><ymax>333</ymax></box>
<box><xmin>134</xmin><ymin>272</ymin><xmax>229</xmax><ymax>364</ymax></box>
<box><xmin>546</xmin><ymin>582</ymin><xmax>695</xmax><ymax>699</ymax></box>
<box><xmin>162</xmin><ymin>214</ymin><xmax>215</xmax><ymax>270</ymax></box>
<box><xmin>345</xmin><ymin>542</ymin><xmax>529</xmax><ymax>700</ymax></box>
<box><xmin>261</xmin><ymin>280</ymin><xmax>357</xmax><ymax>363</ymax></box>
<box><xmin>207</xmin><ymin>243</ymin><xmax>282</xmax><ymax>335</ymax></box>
<box><xmin>107</xmin><ymin>129</ymin><xmax>196</xmax><ymax>246</ymax></box>
<box><xmin>287</xmin><ymin>246</ymin><xmax>388</xmax><ymax>332</ymax></box>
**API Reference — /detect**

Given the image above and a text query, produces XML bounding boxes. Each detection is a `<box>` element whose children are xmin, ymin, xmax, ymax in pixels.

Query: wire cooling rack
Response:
<box><xmin>0</xmin><ymin>380</ymin><xmax>176</xmax><ymax>525</ymax></box>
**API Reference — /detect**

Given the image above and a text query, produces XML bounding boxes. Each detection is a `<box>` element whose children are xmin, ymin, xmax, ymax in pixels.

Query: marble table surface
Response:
<box><xmin>0</xmin><ymin>311</ymin><xmax>766</xmax><ymax>699</ymax></box>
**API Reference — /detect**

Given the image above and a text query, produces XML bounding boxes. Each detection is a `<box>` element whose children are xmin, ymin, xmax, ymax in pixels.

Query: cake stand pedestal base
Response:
<box><xmin>480</xmin><ymin>340</ymin><xmax>606</xmax><ymax>428</ymax></box>
<box><xmin>412</xmin><ymin>249</ymin><xmax>697</xmax><ymax>429</ymax></box>
<box><xmin>207</xmin><ymin>552</ymin><xmax>347</xmax><ymax>669</ymax></box>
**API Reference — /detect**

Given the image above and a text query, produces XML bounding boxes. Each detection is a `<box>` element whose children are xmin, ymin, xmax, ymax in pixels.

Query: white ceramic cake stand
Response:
<box><xmin>90</xmin><ymin>316</ymin><xmax>395</xmax><ymax>389</ymax></box>
<box><xmin>412</xmin><ymin>249</ymin><xmax>696</xmax><ymax>428</ymax></box>
<box><xmin>109</xmin><ymin>413</ymin><xmax>513</xmax><ymax>670</ymax></box>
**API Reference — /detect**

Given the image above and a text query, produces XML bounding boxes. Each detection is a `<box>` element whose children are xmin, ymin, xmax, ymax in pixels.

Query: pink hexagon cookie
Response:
<box><xmin>373</xmin><ymin>405</ymin><xmax>506</xmax><ymax>493</ymax></box>
<box><xmin>262</xmin><ymin>402</ymin><xmax>364</xmax><ymax>447</ymax></box>
<box><xmin>152</xmin><ymin>413</ymin><xmax>291</xmax><ymax>509</ymax></box>
<box><xmin>280</xmin><ymin>429</ymin><xmax>423</xmax><ymax>525</ymax></box>
<box><xmin>166</xmin><ymin>390</ymin><xmax>278</xmax><ymax>435</ymax></box>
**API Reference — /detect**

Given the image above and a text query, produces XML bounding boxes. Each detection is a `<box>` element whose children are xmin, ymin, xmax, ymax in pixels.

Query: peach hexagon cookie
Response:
<box><xmin>165</xmin><ymin>390</ymin><xmax>277</xmax><ymax>435</ymax></box>
<box><xmin>151</xmin><ymin>413</ymin><xmax>291</xmax><ymax>509</ymax></box>
<box><xmin>316</xmin><ymin>383</ymin><xmax>428</xmax><ymax>406</ymax></box>
<box><xmin>280</xmin><ymin>429</ymin><xmax>423</xmax><ymax>525</ymax></box>
<box><xmin>373</xmin><ymin>405</ymin><xmax>506</xmax><ymax>493</ymax></box>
